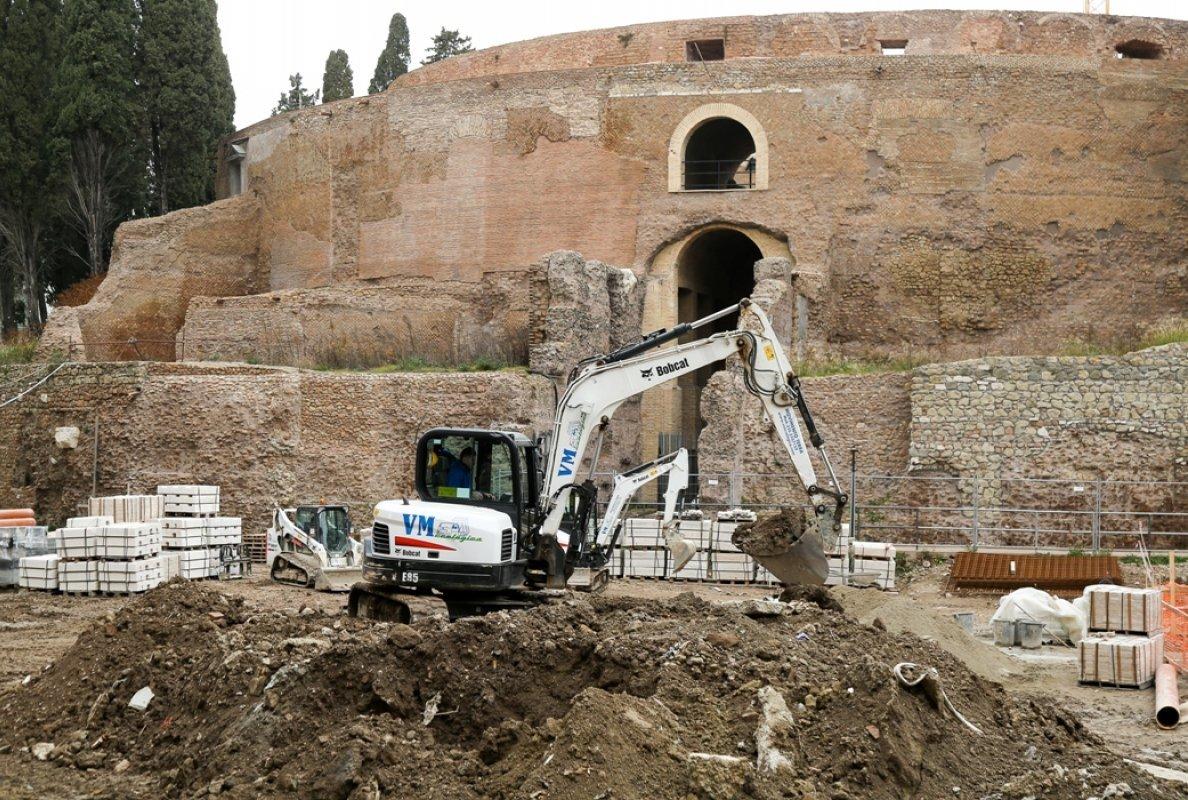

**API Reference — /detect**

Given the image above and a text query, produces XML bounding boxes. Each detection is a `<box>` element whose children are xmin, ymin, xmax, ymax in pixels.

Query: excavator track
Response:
<box><xmin>348</xmin><ymin>583</ymin><xmax>414</xmax><ymax>623</ymax></box>
<box><xmin>271</xmin><ymin>552</ymin><xmax>318</xmax><ymax>588</ymax></box>
<box><xmin>272</xmin><ymin>551</ymin><xmax>361</xmax><ymax>592</ymax></box>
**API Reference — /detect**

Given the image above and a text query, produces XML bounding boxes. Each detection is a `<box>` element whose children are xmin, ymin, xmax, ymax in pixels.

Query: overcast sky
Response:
<box><xmin>218</xmin><ymin>1</ymin><xmax>1188</xmax><ymax>129</ymax></box>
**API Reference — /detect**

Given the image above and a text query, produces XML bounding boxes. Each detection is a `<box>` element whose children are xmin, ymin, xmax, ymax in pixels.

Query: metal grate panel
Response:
<box><xmin>948</xmin><ymin>552</ymin><xmax>1122</xmax><ymax>596</ymax></box>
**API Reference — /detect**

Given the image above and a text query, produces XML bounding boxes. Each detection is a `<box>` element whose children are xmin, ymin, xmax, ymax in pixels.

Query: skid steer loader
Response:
<box><xmin>267</xmin><ymin>504</ymin><xmax>363</xmax><ymax>592</ymax></box>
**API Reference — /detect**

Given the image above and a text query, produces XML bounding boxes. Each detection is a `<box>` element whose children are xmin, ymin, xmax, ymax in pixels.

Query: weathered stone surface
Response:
<box><xmin>528</xmin><ymin>251</ymin><xmax>615</xmax><ymax>379</ymax></box>
<box><xmin>40</xmin><ymin>195</ymin><xmax>263</xmax><ymax>361</ymax></box>
<box><xmin>177</xmin><ymin>273</ymin><xmax>530</xmax><ymax>368</ymax></box>
<box><xmin>54</xmin><ymin>11</ymin><xmax>1188</xmax><ymax>368</ymax></box>
<box><xmin>697</xmin><ymin>344</ymin><xmax>1185</xmax><ymax>515</ymax></box>
<box><xmin>909</xmin><ymin>343</ymin><xmax>1188</xmax><ymax>505</ymax></box>
<box><xmin>0</xmin><ymin>363</ymin><xmax>553</xmax><ymax>530</ymax></box>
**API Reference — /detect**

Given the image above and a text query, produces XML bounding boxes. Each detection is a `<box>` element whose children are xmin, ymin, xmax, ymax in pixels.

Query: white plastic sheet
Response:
<box><xmin>990</xmin><ymin>587</ymin><xmax>1088</xmax><ymax>643</ymax></box>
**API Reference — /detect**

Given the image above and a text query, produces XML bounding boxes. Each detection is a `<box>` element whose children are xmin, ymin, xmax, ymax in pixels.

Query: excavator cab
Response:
<box><xmin>416</xmin><ymin>428</ymin><xmax>540</xmax><ymax>533</ymax></box>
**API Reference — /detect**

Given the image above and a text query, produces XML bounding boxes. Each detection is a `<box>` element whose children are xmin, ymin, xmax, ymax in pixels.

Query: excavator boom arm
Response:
<box><xmin>539</xmin><ymin>301</ymin><xmax>845</xmax><ymax>553</ymax></box>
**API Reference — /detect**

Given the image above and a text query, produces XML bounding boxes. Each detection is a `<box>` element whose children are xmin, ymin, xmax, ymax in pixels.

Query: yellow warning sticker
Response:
<box><xmin>763</xmin><ymin>344</ymin><xmax>776</xmax><ymax>360</ymax></box>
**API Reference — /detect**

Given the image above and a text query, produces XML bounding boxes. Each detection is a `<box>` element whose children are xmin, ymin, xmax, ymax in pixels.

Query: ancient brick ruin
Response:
<box><xmin>24</xmin><ymin>10</ymin><xmax>1187</xmax><ymax>521</ymax></box>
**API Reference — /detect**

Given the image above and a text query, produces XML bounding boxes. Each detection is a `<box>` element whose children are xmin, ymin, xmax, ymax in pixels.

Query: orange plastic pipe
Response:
<box><xmin>0</xmin><ymin>508</ymin><xmax>36</xmax><ymax>519</ymax></box>
<box><xmin>0</xmin><ymin>518</ymin><xmax>37</xmax><ymax>528</ymax></box>
<box><xmin>1156</xmin><ymin>664</ymin><xmax>1181</xmax><ymax>729</ymax></box>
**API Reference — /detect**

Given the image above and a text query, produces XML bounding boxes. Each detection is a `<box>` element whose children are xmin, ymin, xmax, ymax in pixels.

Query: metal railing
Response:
<box><xmin>682</xmin><ymin>158</ymin><xmax>756</xmax><ymax>190</ymax></box>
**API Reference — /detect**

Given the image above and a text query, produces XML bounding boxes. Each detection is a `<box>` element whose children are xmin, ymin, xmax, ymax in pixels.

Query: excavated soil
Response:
<box><xmin>731</xmin><ymin>508</ymin><xmax>807</xmax><ymax>556</ymax></box>
<box><xmin>0</xmin><ymin>579</ymin><xmax>1171</xmax><ymax>800</ymax></box>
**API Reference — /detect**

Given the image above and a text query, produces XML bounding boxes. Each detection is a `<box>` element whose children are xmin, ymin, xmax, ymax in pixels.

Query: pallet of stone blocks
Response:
<box><xmin>849</xmin><ymin>541</ymin><xmax>896</xmax><ymax>590</ymax></box>
<box><xmin>157</xmin><ymin>485</ymin><xmax>220</xmax><ymax>517</ymax></box>
<box><xmin>1078</xmin><ymin>633</ymin><xmax>1165</xmax><ymax>689</ymax></box>
<box><xmin>161</xmin><ymin>517</ymin><xmax>242</xmax><ymax>547</ymax></box>
<box><xmin>156</xmin><ymin>486</ymin><xmax>246</xmax><ymax>580</ymax></box>
<box><xmin>1086</xmin><ymin>586</ymin><xmax>1163</xmax><ymax>635</ymax></box>
<box><xmin>99</xmin><ymin>558</ymin><xmax>162</xmax><ymax>593</ymax></box>
<box><xmin>18</xmin><ymin>554</ymin><xmax>59</xmax><ymax>590</ymax></box>
<box><xmin>58</xmin><ymin>560</ymin><xmax>101</xmax><ymax>593</ymax></box>
<box><xmin>87</xmin><ymin>495</ymin><xmax>162</xmax><ymax>524</ymax></box>
<box><xmin>98</xmin><ymin>522</ymin><xmax>162</xmax><ymax>560</ymax></box>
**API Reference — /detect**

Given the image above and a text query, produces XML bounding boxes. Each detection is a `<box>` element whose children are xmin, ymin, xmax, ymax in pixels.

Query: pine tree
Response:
<box><xmin>54</xmin><ymin>0</ymin><xmax>143</xmax><ymax>278</ymax></box>
<box><xmin>421</xmin><ymin>27</ymin><xmax>472</xmax><ymax>66</ymax></box>
<box><xmin>322</xmin><ymin>49</ymin><xmax>353</xmax><ymax>102</ymax></box>
<box><xmin>0</xmin><ymin>0</ymin><xmax>64</xmax><ymax>332</ymax></box>
<box><xmin>273</xmin><ymin>73</ymin><xmax>320</xmax><ymax>114</ymax></box>
<box><xmin>139</xmin><ymin>0</ymin><xmax>235</xmax><ymax>214</ymax></box>
<box><xmin>369</xmin><ymin>12</ymin><xmax>408</xmax><ymax>93</ymax></box>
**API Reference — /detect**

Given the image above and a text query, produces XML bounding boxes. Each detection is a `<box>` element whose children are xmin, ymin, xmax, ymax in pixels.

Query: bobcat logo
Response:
<box><xmin>639</xmin><ymin>367</ymin><xmax>655</xmax><ymax>379</ymax></box>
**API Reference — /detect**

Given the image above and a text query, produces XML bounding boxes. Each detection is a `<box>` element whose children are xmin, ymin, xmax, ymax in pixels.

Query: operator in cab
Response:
<box><xmin>445</xmin><ymin>446</ymin><xmax>476</xmax><ymax>489</ymax></box>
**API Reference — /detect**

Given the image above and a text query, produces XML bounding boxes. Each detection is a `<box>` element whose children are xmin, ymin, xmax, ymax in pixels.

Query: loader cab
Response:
<box><xmin>292</xmin><ymin>505</ymin><xmax>353</xmax><ymax>557</ymax></box>
<box><xmin>416</xmin><ymin>428</ymin><xmax>539</xmax><ymax>530</ymax></box>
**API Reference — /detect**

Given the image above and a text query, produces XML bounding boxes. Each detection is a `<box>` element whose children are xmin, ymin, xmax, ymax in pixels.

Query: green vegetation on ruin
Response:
<box><xmin>0</xmin><ymin>340</ymin><xmax>38</xmax><ymax>365</ymax></box>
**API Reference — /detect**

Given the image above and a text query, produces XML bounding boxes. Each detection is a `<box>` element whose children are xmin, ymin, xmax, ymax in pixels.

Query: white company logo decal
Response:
<box><xmin>641</xmin><ymin>358</ymin><xmax>689</xmax><ymax>380</ymax></box>
<box><xmin>395</xmin><ymin>514</ymin><xmax>480</xmax><ymax>549</ymax></box>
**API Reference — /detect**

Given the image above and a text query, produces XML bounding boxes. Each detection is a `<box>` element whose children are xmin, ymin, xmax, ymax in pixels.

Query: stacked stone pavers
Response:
<box><xmin>1078</xmin><ymin>586</ymin><xmax>1166</xmax><ymax>689</ymax></box>
<box><xmin>58</xmin><ymin>505</ymin><xmax>163</xmax><ymax>595</ymax></box>
<box><xmin>157</xmin><ymin>486</ymin><xmax>246</xmax><ymax>580</ymax></box>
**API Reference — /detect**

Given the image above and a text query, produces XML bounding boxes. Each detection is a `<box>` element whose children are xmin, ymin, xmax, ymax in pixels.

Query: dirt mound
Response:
<box><xmin>0</xmin><ymin>581</ymin><xmax>1165</xmax><ymax>799</ymax></box>
<box><xmin>832</xmin><ymin>585</ymin><xmax>1018</xmax><ymax>682</ymax></box>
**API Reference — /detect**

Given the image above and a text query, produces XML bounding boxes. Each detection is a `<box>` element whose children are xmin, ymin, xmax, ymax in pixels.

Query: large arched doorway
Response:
<box><xmin>671</xmin><ymin>228</ymin><xmax>761</xmax><ymax>486</ymax></box>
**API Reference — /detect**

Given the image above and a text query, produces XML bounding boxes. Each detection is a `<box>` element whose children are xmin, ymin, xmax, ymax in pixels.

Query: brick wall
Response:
<box><xmin>44</xmin><ymin>11</ymin><xmax>1188</xmax><ymax>374</ymax></box>
<box><xmin>398</xmin><ymin>11</ymin><xmax>1187</xmax><ymax>88</ymax></box>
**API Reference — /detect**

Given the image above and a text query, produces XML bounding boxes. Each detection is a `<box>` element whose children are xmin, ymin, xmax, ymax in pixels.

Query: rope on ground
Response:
<box><xmin>892</xmin><ymin>661</ymin><xmax>983</xmax><ymax>735</ymax></box>
<box><xmin>0</xmin><ymin>361</ymin><xmax>72</xmax><ymax>409</ymax></box>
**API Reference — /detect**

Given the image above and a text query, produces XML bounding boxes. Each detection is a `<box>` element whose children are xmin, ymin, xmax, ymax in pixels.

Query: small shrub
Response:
<box><xmin>0</xmin><ymin>339</ymin><xmax>38</xmax><ymax>365</ymax></box>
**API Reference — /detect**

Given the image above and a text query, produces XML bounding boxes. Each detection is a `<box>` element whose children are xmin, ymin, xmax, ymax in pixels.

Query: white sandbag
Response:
<box><xmin>990</xmin><ymin>587</ymin><xmax>1088</xmax><ymax>643</ymax></box>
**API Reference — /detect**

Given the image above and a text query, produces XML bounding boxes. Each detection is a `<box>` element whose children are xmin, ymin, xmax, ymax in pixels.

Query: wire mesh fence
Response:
<box><xmin>590</xmin><ymin>470</ymin><xmax>1188</xmax><ymax>554</ymax></box>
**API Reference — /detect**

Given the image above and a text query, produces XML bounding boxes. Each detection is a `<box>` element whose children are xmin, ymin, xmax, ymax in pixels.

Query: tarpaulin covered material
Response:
<box><xmin>0</xmin><ymin>526</ymin><xmax>52</xmax><ymax>588</ymax></box>
<box><xmin>990</xmin><ymin>587</ymin><xmax>1088</xmax><ymax>643</ymax></box>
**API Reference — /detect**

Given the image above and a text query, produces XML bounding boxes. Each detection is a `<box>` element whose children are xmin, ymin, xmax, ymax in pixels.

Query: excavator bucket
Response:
<box><xmin>731</xmin><ymin>508</ymin><xmax>830</xmax><ymax>586</ymax></box>
<box><xmin>664</xmin><ymin>528</ymin><xmax>698</xmax><ymax>573</ymax></box>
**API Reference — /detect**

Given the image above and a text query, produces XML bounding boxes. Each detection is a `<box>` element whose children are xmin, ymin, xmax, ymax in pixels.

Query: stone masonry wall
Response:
<box><xmin>697</xmin><ymin>345</ymin><xmax>1185</xmax><ymax>514</ymax></box>
<box><xmin>0</xmin><ymin>363</ymin><xmax>553</xmax><ymax>532</ymax></box>
<box><xmin>698</xmin><ymin>369</ymin><xmax>912</xmax><ymax>506</ymax></box>
<box><xmin>177</xmin><ymin>272</ymin><xmax>531</xmax><ymax>368</ymax></box>
<box><xmin>910</xmin><ymin>344</ymin><xmax>1187</xmax><ymax>491</ymax></box>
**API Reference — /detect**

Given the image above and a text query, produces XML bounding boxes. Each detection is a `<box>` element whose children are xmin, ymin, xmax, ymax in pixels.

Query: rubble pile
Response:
<box><xmin>0</xmin><ymin>581</ymin><xmax>1167</xmax><ymax>800</ymax></box>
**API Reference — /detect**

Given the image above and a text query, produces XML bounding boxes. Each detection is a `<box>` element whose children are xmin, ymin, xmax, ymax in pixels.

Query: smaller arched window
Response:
<box><xmin>668</xmin><ymin>103</ymin><xmax>768</xmax><ymax>192</ymax></box>
<box><xmin>683</xmin><ymin>119</ymin><xmax>756</xmax><ymax>190</ymax></box>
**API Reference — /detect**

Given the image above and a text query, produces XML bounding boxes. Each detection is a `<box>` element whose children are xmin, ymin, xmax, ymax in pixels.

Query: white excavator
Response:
<box><xmin>568</xmin><ymin>447</ymin><xmax>691</xmax><ymax>592</ymax></box>
<box><xmin>267</xmin><ymin>504</ymin><xmax>364</xmax><ymax>591</ymax></box>
<box><xmin>349</xmin><ymin>298</ymin><xmax>846</xmax><ymax>621</ymax></box>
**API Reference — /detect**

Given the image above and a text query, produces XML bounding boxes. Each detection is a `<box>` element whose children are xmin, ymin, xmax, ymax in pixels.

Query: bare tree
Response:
<box><xmin>63</xmin><ymin>130</ymin><xmax>119</xmax><ymax>277</ymax></box>
<box><xmin>0</xmin><ymin>234</ymin><xmax>16</xmax><ymax>337</ymax></box>
<box><xmin>0</xmin><ymin>208</ymin><xmax>46</xmax><ymax>333</ymax></box>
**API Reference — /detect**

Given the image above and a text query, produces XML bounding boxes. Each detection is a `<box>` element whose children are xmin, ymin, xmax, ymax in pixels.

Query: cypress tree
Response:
<box><xmin>369</xmin><ymin>12</ymin><xmax>408</xmax><ymax>93</ymax></box>
<box><xmin>321</xmin><ymin>49</ymin><xmax>353</xmax><ymax>102</ymax></box>
<box><xmin>139</xmin><ymin>0</ymin><xmax>235</xmax><ymax>214</ymax></box>
<box><xmin>272</xmin><ymin>73</ymin><xmax>319</xmax><ymax>115</ymax></box>
<box><xmin>0</xmin><ymin>0</ymin><xmax>64</xmax><ymax>332</ymax></box>
<box><xmin>54</xmin><ymin>0</ymin><xmax>142</xmax><ymax>277</ymax></box>
<box><xmin>421</xmin><ymin>27</ymin><xmax>472</xmax><ymax>65</ymax></box>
